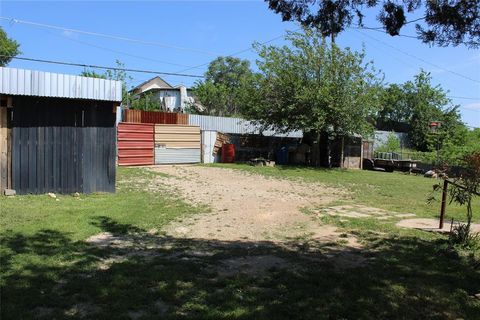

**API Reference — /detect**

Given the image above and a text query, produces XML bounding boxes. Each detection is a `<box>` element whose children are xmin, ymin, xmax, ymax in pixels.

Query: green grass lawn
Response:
<box><xmin>1</xmin><ymin>166</ymin><xmax>479</xmax><ymax>319</ymax></box>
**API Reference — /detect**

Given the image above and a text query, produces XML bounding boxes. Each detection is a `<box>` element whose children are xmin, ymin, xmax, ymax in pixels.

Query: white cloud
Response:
<box><xmin>61</xmin><ymin>30</ymin><xmax>79</xmax><ymax>39</ymax></box>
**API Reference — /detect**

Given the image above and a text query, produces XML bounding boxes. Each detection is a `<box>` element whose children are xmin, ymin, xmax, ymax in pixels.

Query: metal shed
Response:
<box><xmin>0</xmin><ymin>67</ymin><xmax>122</xmax><ymax>195</ymax></box>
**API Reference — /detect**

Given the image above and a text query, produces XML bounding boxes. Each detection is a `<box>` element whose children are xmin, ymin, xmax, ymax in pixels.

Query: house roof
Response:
<box><xmin>0</xmin><ymin>67</ymin><xmax>123</xmax><ymax>102</ymax></box>
<box><xmin>130</xmin><ymin>76</ymin><xmax>174</xmax><ymax>94</ymax></box>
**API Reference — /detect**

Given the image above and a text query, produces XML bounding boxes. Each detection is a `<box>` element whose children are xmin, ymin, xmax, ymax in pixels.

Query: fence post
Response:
<box><xmin>439</xmin><ymin>179</ymin><xmax>448</xmax><ymax>229</ymax></box>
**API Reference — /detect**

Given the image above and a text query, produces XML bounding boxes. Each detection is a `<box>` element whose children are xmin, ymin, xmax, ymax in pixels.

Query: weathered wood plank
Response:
<box><xmin>0</xmin><ymin>107</ymin><xmax>7</xmax><ymax>193</ymax></box>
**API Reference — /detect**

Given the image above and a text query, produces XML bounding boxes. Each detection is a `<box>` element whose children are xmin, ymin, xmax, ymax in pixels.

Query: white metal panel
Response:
<box><xmin>57</xmin><ymin>73</ymin><xmax>64</xmax><ymax>97</ymax></box>
<box><xmin>0</xmin><ymin>68</ymin><xmax>4</xmax><ymax>93</ymax></box>
<box><xmin>155</xmin><ymin>148</ymin><xmax>201</xmax><ymax>164</ymax></box>
<box><xmin>24</xmin><ymin>69</ymin><xmax>32</xmax><ymax>95</ymax></box>
<box><xmin>44</xmin><ymin>72</ymin><xmax>52</xmax><ymax>97</ymax></box>
<box><xmin>201</xmin><ymin>130</ymin><xmax>217</xmax><ymax>163</ymax></box>
<box><xmin>50</xmin><ymin>71</ymin><xmax>57</xmax><ymax>97</ymax></box>
<box><xmin>0</xmin><ymin>67</ymin><xmax>122</xmax><ymax>102</ymax></box>
<box><xmin>188</xmin><ymin>114</ymin><xmax>303</xmax><ymax>138</ymax></box>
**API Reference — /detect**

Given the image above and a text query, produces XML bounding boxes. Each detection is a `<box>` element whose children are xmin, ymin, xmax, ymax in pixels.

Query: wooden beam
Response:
<box><xmin>439</xmin><ymin>179</ymin><xmax>448</xmax><ymax>229</ymax></box>
<box><xmin>0</xmin><ymin>106</ymin><xmax>8</xmax><ymax>193</ymax></box>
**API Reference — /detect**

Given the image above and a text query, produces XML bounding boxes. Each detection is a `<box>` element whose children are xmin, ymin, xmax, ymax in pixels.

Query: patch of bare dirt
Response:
<box><xmin>396</xmin><ymin>218</ymin><xmax>480</xmax><ymax>233</ymax></box>
<box><xmin>85</xmin><ymin>165</ymin><xmax>378</xmax><ymax>271</ymax></box>
<box><xmin>152</xmin><ymin>165</ymin><xmax>346</xmax><ymax>242</ymax></box>
<box><xmin>317</xmin><ymin>204</ymin><xmax>416</xmax><ymax>220</ymax></box>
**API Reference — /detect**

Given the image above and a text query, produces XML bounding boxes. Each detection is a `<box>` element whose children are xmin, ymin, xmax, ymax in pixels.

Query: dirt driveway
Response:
<box><xmin>152</xmin><ymin>165</ymin><xmax>357</xmax><ymax>246</ymax></box>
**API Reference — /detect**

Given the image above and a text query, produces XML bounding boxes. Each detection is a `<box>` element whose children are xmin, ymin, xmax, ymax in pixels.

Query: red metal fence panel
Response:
<box><xmin>177</xmin><ymin>113</ymin><xmax>189</xmax><ymax>125</ymax></box>
<box><xmin>123</xmin><ymin>109</ymin><xmax>188</xmax><ymax>125</ymax></box>
<box><xmin>117</xmin><ymin>122</ymin><xmax>154</xmax><ymax>166</ymax></box>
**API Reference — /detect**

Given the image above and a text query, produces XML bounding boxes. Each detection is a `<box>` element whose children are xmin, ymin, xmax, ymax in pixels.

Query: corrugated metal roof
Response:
<box><xmin>188</xmin><ymin>114</ymin><xmax>303</xmax><ymax>138</ymax></box>
<box><xmin>0</xmin><ymin>67</ymin><xmax>122</xmax><ymax>102</ymax></box>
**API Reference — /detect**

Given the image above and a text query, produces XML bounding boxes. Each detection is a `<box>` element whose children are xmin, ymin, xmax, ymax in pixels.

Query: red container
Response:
<box><xmin>221</xmin><ymin>144</ymin><xmax>235</xmax><ymax>163</ymax></box>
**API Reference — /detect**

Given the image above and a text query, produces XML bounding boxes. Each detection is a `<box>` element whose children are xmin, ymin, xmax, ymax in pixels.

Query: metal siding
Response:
<box><xmin>117</xmin><ymin>122</ymin><xmax>154</xmax><ymax>166</ymax></box>
<box><xmin>154</xmin><ymin>124</ymin><xmax>201</xmax><ymax>149</ymax></box>
<box><xmin>201</xmin><ymin>130</ymin><xmax>217</xmax><ymax>164</ymax></box>
<box><xmin>155</xmin><ymin>148</ymin><xmax>200</xmax><ymax>164</ymax></box>
<box><xmin>188</xmin><ymin>114</ymin><xmax>303</xmax><ymax>138</ymax></box>
<box><xmin>0</xmin><ymin>67</ymin><xmax>122</xmax><ymax>102</ymax></box>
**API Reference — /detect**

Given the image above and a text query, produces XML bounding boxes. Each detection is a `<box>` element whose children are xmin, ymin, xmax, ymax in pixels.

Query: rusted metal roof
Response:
<box><xmin>0</xmin><ymin>67</ymin><xmax>122</xmax><ymax>102</ymax></box>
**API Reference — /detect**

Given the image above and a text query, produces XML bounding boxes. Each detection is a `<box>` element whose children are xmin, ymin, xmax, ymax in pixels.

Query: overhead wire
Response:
<box><xmin>0</xmin><ymin>55</ymin><xmax>205</xmax><ymax>78</ymax></box>
<box><xmin>355</xmin><ymin>29</ymin><xmax>480</xmax><ymax>84</ymax></box>
<box><xmin>175</xmin><ymin>31</ymin><xmax>294</xmax><ymax>74</ymax></box>
<box><xmin>46</xmin><ymin>28</ymin><xmax>197</xmax><ymax>69</ymax></box>
<box><xmin>0</xmin><ymin>16</ymin><xmax>219</xmax><ymax>56</ymax></box>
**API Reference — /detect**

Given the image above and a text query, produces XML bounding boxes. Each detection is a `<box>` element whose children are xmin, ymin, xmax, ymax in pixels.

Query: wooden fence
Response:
<box><xmin>124</xmin><ymin>110</ymin><xmax>188</xmax><ymax>125</ymax></box>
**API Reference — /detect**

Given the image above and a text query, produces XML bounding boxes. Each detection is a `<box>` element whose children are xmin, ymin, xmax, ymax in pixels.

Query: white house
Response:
<box><xmin>130</xmin><ymin>76</ymin><xmax>196</xmax><ymax>112</ymax></box>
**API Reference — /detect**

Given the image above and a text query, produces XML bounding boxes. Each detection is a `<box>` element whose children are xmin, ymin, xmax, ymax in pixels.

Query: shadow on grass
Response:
<box><xmin>1</xmin><ymin>217</ymin><xmax>479</xmax><ymax>320</ymax></box>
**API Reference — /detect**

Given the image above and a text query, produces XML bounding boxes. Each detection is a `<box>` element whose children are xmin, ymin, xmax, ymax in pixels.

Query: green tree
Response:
<box><xmin>130</xmin><ymin>92</ymin><xmax>161</xmax><ymax>111</ymax></box>
<box><xmin>404</xmin><ymin>71</ymin><xmax>464</xmax><ymax>152</ymax></box>
<box><xmin>192</xmin><ymin>56</ymin><xmax>254</xmax><ymax>116</ymax></box>
<box><xmin>242</xmin><ymin>28</ymin><xmax>383</xmax><ymax>165</ymax></box>
<box><xmin>265</xmin><ymin>0</ymin><xmax>480</xmax><ymax>48</ymax></box>
<box><xmin>190</xmin><ymin>80</ymin><xmax>229</xmax><ymax>115</ymax></box>
<box><xmin>377</xmin><ymin>71</ymin><xmax>467</xmax><ymax>154</ymax></box>
<box><xmin>447</xmin><ymin>152</ymin><xmax>480</xmax><ymax>245</ymax></box>
<box><xmin>0</xmin><ymin>27</ymin><xmax>21</xmax><ymax>66</ymax></box>
<box><xmin>377</xmin><ymin>83</ymin><xmax>412</xmax><ymax>127</ymax></box>
<box><xmin>442</xmin><ymin>128</ymin><xmax>480</xmax><ymax>164</ymax></box>
<box><xmin>79</xmin><ymin>69</ymin><xmax>107</xmax><ymax>79</ymax></box>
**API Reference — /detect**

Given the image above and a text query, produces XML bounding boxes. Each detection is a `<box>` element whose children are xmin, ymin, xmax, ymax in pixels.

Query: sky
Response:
<box><xmin>1</xmin><ymin>0</ymin><xmax>479</xmax><ymax>128</ymax></box>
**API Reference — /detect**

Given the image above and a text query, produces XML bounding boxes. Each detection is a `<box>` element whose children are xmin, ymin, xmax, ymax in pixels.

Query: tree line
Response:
<box><xmin>190</xmin><ymin>28</ymin><xmax>476</xmax><ymax>163</ymax></box>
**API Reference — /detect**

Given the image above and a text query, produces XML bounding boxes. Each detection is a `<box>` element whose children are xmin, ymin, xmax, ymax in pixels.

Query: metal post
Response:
<box><xmin>439</xmin><ymin>179</ymin><xmax>448</xmax><ymax>229</ymax></box>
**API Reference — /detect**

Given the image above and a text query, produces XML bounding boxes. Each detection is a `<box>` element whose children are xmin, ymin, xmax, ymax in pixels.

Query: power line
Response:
<box><xmin>0</xmin><ymin>16</ymin><xmax>219</xmax><ymax>56</ymax></box>
<box><xmin>355</xmin><ymin>29</ymin><xmax>480</xmax><ymax>84</ymax></box>
<box><xmin>447</xmin><ymin>95</ymin><xmax>480</xmax><ymax>101</ymax></box>
<box><xmin>44</xmin><ymin>28</ymin><xmax>197</xmax><ymax>69</ymax></box>
<box><xmin>355</xmin><ymin>27</ymin><xmax>418</xmax><ymax>39</ymax></box>
<box><xmin>1</xmin><ymin>56</ymin><xmax>205</xmax><ymax>78</ymax></box>
<box><xmin>176</xmin><ymin>29</ymin><xmax>297</xmax><ymax>74</ymax></box>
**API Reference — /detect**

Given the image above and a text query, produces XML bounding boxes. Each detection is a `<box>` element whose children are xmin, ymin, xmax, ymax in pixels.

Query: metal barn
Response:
<box><xmin>0</xmin><ymin>67</ymin><xmax>122</xmax><ymax>194</ymax></box>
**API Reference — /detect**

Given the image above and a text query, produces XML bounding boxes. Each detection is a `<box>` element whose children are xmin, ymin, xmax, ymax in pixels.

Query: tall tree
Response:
<box><xmin>266</xmin><ymin>0</ymin><xmax>480</xmax><ymax>48</ymax></box>
<box><xmin>0</xmin><ymin>27</ymin><xmax>21</xmax><ymax>66</ymax></box>
<box><xmin>378</xmin><ymin>70</ymin><xmax>466</xmax><ymax>152</ymax></box>
<box><xmin>192</xmin><ymin>57</ymin><xmax>254</xmax><ymax>116</ymax></box>
<box><xmin>241</xmin><ymin>29</ymin><xmax>383</xmax><ymax>165</ymax></box>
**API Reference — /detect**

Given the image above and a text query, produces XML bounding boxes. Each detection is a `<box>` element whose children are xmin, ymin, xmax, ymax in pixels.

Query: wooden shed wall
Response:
<box><xmin>0</xmin><ymin>103</ymin><xmax>12</xmax><ymax>194</ymax></box>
